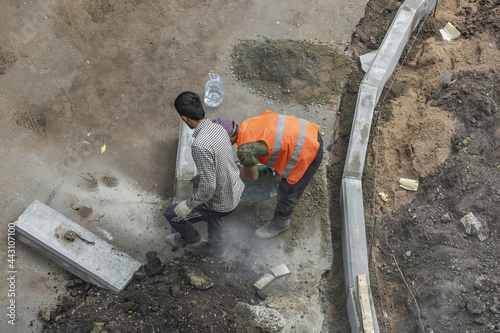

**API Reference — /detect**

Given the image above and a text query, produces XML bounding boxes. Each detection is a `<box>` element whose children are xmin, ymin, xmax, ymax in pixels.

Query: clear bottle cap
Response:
<box><xmin>209</xmin><ymin>72</ymin><xmax>219</xmax><ymax>81</ymax></box>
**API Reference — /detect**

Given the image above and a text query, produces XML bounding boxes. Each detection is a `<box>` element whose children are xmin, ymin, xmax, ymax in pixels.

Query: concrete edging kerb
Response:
<box><xmin>340</xmin><ymin>0</ymin><xmax>439</xmax><ymax>332</ymax></box>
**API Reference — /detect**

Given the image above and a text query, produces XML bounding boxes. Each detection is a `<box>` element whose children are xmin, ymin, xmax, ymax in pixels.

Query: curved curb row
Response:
<box><xmin>341</xmin><ymin>0</ymin><xmax>439</xmax><ymax>332</ymax></box>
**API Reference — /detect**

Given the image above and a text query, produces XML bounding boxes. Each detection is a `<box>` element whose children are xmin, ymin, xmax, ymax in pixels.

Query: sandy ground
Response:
<box><xmin>4</xmin><ymin>0</ymin><xmax>497</xmax><ymax>331</ymax></box>
<box><xmin>346</xmin><ymin>0</ymin><xmax>500</xmax><ymax>331</ymax></box>
<box><xmin>0</xmin><ymin>0</ymin><xmax>368</xmax><ymax>332</ymax></box>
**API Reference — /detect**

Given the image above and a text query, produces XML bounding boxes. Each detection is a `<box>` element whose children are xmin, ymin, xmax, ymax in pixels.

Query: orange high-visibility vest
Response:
<box><xmin>237</xmin><ymin>110</ymin><xmax>320</xmax><ymax>185</ymax></box>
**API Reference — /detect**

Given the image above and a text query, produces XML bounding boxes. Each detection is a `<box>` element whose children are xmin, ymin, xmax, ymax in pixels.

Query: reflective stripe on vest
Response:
<box><xmin>266</xmin><ymin>115</ymin><xmax>307</xmax><ymax>178</ymax></box>
<box><xmin>267</xmin><ymin>114</ymin><xmax>286</xmax><ymax>167</ymax></box>
<box><xmin>281</xmin><ymin>118</ymin><xmax>307</xmax><ymax>178</ymax></box>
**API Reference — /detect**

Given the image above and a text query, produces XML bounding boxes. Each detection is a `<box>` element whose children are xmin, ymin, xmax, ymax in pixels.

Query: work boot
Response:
<box><xmin>191</xmin><ymin>241</ymin><xmax>224</xmax><ymax>258</ymax></box>
<box><xmin>165</xmin><ymin>232</ymin><xmax>201</xmax><ymax>247</ymax></box>
<box><xmin>255</xmin><ymin>217</ymin><xmax>290</xmax><ymax>239</ymax></box>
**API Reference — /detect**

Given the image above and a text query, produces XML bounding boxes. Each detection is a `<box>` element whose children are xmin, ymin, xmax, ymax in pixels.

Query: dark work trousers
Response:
<box><xmin>163</xmin><ymin>204</ymin><xmax>234</xmax><ymax>248</ymax></box>
<box><xmin>274</xmin><ymin>133</ymin><xmax>324</xmax><ymax>220</ymax></box>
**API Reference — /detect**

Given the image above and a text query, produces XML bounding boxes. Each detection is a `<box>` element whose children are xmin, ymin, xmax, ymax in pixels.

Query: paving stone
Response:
<box><xmin>271</xmin><ymin>264</ymin><xmax>290</xmax><ymax>277</ymax></box>
<box><xmin>253</xmin><ymin>273</ymin><xmax>275</xmax><ymax>290</ymax></box>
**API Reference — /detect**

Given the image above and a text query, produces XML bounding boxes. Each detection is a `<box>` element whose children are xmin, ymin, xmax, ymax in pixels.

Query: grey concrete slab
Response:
<box><xmin>364</xmin><ymin>6</ymin><xmax>415</xmax><ymax>102</ymax></box>
<box><xmin>14</xmin><ymin>200</ymin><xmax>142</xmax><ymax>291</ymax></box>
<box><xmin>343</xmin><ymin>83</ymin><xmax>379</xmax><ymax>179</ymax></box>
<box><xmin>341</xmin><ymin>178</ymin><xmax>370</xmax><ymax>284</ymax></box>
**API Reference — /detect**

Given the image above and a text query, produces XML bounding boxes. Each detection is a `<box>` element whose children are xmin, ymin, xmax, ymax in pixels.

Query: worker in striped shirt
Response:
<box><xmin>163</xmin><ymin>92</ymin><xmax>244</xmax><ymax>257</ymax></box>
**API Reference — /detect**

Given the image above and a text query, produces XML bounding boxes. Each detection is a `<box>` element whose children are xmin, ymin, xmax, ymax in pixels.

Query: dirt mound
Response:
<box><xmin>41</xmin><ymin>251</ymin><xmax>261</xmax><ymax>333</ymax></box>
<box><xmin>231</xmin><ymin>39</ymin><xmax>353</xmax><ymax>106</ymax></box>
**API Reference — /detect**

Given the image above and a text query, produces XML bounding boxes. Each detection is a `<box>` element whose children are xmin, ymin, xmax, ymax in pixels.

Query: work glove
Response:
<box><xmin>174</xmin><ymin>200</ymin><xmax>192</xmax><ymax>219</ymax></box>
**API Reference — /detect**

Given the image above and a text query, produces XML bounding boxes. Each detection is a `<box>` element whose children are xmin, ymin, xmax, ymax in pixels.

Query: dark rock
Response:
<box><xmin>144</xmin><ymin>258</ymin><xmax>165</xmax><ymax>277</ymax></box>
<box><xmin>146</xmin><ymin>251</ymin><xmax>157</xmax><ymax>262</ymax></box>
<box><xmin>73</xmin><ymin>279</ymin><xmax>84</xmax><ymax>285</ymax></box>
<box><xmin>256</xmin><ymin>289</ymin><xmax>268</xmax><ymax>300</ymax></box>
<box><xmin>61</xmin><ymin>299</ymin><xmax>75</xmax><ymax>312</ymax></box>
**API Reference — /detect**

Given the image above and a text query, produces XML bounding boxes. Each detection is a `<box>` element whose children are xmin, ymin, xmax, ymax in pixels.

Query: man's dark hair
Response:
<box><xmin>174</xmin><ymin>91</ymin><xmax>205</xmax><ymax>120</ymax></box>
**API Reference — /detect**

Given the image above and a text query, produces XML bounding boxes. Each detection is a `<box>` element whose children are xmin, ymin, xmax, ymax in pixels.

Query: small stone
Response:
<box><xmin>473</xmin><ymin>316</ymin><xmax>488</xmax><ymax>325</ymax></box>
<box><xmin>460</xmin><ymin>212</ymin><xmax>490</xmax><ymax>241</ymax></box>
<box><xmin>145</xmin><ymin>251</ymin><xmax>157</xmax><ymax>262</ymax></box>
<box><xmin>490</xmin><ymin>297</ymin><xmax>500</xmax><ymax>314</ymax></box>
<box><xmin>144</xmin><ymin>258</ymin><xmax>165</xmax><ymax>277</ymax></box>
<box><xmin>441</xmin><ymin>213</ymin><xmax>453</xmax><ymax>223</ymax></box>
<box><xmin>90</xmin><ymin>322</ymin><xmax>106</xmax><ymax>333</ymax></box>
<box><xmin>182</xmin><ymin>266</ymin><xmax>214</xmax><ymax>290</ymax></box>
<box><xmin>133</xmin><ymin>265</ymin><xmax>146</xmax><ymax>280</ymax></box>
<box><xmin>39</xmin><ymin>307</ymin><xmax>51</xmax><ymax>322</ymax></box>
<box><xmin>171</xmin><ymin>284</ymin><xmax>181</xmax><ymax>297</ymax></box>
<box><xmin>467</xmin><ymin>296</ymin><xmax>486</xmax><ymax>314</ymax></box>
<box><xmin>255</xmin><ymin>289</ymin><xmax>268</xmax><ymax>300</ymax></box>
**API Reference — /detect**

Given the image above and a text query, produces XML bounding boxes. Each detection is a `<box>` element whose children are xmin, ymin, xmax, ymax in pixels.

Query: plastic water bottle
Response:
<box><xmin>204</xmin><ymin>72</ymin><xmax>225</xmax><ymax>107</ymax></box>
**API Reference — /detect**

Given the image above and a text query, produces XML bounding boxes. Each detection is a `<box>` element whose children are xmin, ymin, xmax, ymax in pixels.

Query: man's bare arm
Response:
<box><xmin>238</xmin><ymin>164</ymin><xmax>259</xmax><ymax>181</ymax></box>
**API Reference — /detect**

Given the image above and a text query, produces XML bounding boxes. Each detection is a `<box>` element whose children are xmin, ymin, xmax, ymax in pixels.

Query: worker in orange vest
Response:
<box><xmin>213</xmin><ymin>110</ymin><xmax>323</xmax><ymax>238</ymax></box>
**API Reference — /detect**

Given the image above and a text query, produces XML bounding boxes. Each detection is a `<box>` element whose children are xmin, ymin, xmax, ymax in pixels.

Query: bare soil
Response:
<box><xmin>5</xmin><ymin>0</ymin><xmax>499</xmax><ymax>332</ymax></box>
<box><xmin>38</xmin><ymin>36</ymin><xmax>351</xmax><ymax>332</ymax></box>
<box><xmin>345</xmin><ymin>0</ymin><xmax>500</xmax><ymax>332</ymax></box>
<box><xmin>41</xmin><ymin>251</ymin><xmax>261</xmax><ymax>332</ymax></box>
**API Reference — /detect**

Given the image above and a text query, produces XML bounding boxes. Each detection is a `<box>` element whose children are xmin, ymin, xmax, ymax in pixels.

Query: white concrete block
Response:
<box><xmin>271</xmin><ymin>264</ymin><xmax>290</xmax><ymax>277</ymax></box>
<box><xmin>174</xmin><ymin>120</ymin><xmax>197</xmax><ymax>202</ymax></box>
<box><xmin>253</xmin><ymin>273</ymin><xmax>275</xmax><ymax>290</ymax></box>
<box><xmin>14</xmin><ymin>200</ymin><xmax>142</xmax><ymax>291</ymax></box>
